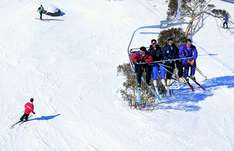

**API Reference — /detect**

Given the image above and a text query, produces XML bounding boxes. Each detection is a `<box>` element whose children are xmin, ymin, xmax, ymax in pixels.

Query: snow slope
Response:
<box><xmin>0</xmin><ymin>0</ymin><xmax>234</xmax><ymax>151</ymax></box>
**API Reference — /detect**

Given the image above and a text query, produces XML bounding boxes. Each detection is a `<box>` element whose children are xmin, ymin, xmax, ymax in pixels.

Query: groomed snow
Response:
<box><xmin>0</xmin><ymin>0</ymin><xmax>234</xmax><ymax>151</ymax></box>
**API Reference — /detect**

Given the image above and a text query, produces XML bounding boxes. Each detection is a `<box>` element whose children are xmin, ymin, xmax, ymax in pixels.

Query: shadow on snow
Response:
<box><xmin>29</xmin><ymin>114</ymin><xmax>61</xmax><ymax>121</ymax></box>
<box><xmin>153</xmin><ymin>76</ymin><xmax>234</xmax><ymax>112</ymax></box>
<box><xmin>42</xmin><ymin>18</ymin><xmax>64</xmax><ymax>22</ymax></box>
<box><xmin>222</xmin><ymin>0</ymin><xmax>234</xmax><ymax>4</ymax></box>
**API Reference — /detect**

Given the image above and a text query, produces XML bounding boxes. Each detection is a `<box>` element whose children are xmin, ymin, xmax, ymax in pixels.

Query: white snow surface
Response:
<box><xmin>42</xmin><ymin>4</ymin><xmax>60</xmax><ymax>13</ymax></box>
<box><xmin>0</xmin><ymin>0</ymin><xmax>234</xmax><ymax>151</ymax></box>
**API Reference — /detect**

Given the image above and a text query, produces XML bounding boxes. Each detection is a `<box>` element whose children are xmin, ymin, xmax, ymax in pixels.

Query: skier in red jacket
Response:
<box><xmin>131</xmin><ymin>46</ymin><xmax>153</xmax><ymax>87</ymax></box>
<box><xmin>20</xmin><ymin>98</ymin><xmax>35</xmax><ymax>121</ymax></box>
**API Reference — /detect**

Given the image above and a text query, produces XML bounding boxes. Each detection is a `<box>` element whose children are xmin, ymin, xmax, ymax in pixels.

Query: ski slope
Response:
<box><xmin>0</xmin><ymin>0</ymin><xmax>234</xmax><ymax>151</ymax></box>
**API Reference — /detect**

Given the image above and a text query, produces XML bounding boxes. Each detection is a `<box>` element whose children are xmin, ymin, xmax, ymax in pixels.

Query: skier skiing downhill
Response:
<box><xmin>148</xmin><ymin>39</ymin><xmax>166</xmax><ymax>92</ymax></box>
<box><xmin>179</xmin><ymin>39</ymin><xmax>198</xmax><ymax>81</ymax></box>
<box><xmin>20</xmin><ymin>98</ymin><xmax>35</xmax><ymax>121</ymax></box>
<box><xmin>131</xmin><ymin>46</ymin><xmax>153</xmax><ymax>87</ymax></box>
<box><xmin>223</xmin><ymin>14</ymin><xmax>229</xmax><ymax>29</ymax></box>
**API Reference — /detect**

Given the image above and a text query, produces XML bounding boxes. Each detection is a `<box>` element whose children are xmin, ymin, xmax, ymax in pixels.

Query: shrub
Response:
<box><xmin>167</xmin><ymin>0</ymin><xmax>178</xmax><ymax>19</ymax></box>
<box><xmin>117</xmin><ymin>63</ymin><xmax>155</xmax><ymax>107</ymax></box>
<box><xmin>211</xmin><ymin>9</ymin><xmax>229</xmax><ymax>18</ymax></box>
<box><xmin>158</xmin><ymin>28</ymin><xmax>187</xmax><ymax>46</ymax></box>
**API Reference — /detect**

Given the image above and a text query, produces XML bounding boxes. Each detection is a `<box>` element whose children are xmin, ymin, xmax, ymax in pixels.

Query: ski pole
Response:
<box><xmin>157</xmin><ymin>63</ymin><xmax>173</xmax><ymax>69</ymax></box>
<box><xmin>196</xmin><ymin>67</ymin><xmax>207</xmax><ymax>80</ymax></box>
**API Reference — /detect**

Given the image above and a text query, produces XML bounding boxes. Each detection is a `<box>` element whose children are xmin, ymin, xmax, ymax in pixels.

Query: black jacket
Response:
<box><xmin>148</xmin><ymin>44</ymin><xmax>163</xmax><ymax>62</ymax></box>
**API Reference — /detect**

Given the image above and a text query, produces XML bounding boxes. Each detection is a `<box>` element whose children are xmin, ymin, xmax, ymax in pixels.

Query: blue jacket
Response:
<box><xmin>224</xmin><ymin>15</ymin><xmax>229</xmax><ymax>22</ymax></box>
<box><xmin>179</xmin><ymin>44</ymin><xmax>198</xmax><ymax>64</ymax></box>
<box><xmin>162</xmin><ymin>44</ymin><xmax>178</xmax><ymax>63</ymax></box>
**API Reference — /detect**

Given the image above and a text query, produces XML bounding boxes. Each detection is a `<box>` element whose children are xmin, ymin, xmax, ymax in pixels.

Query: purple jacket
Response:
<box><xmin>179</xmin><ymin>44</ymin><xmax>198</xmax><ymax>64</ymax></box>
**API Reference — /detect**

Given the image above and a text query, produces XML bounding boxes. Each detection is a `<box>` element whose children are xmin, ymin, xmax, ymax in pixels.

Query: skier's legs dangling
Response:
<box><xmin>152</xmin><ymin>64</ymin><xmax>159</xmax><ymax>81</ymax></box>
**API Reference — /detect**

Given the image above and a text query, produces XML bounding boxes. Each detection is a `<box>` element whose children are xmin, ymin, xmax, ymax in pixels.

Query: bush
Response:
<box><xmin>167</xmin><ymin>0</ymin><xmax>178</xmax><ymax>19</ymax></box>
<box><xmin>211</xmin><ymin>9</ymin><xmax>229</xmax><ymax>18</ymax></box>
<box><xmin>117</xmin><ymin>63</ymin><xmax>155</xmax><ymax>107</ymax></box>
<box><xmin>158</xmin><ymin>28</ymin><xmax>187</xmax><ymax>46</ymax></box>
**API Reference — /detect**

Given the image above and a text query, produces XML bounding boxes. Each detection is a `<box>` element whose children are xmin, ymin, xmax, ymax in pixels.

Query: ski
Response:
<box><xmin>10</xmin><ymin>114</ymin><xmax>33</xmax><ymax>129</ymax></box>
<box><xmin>184</xmin><ymin>78</ymin><xmax>194</xmax><ymax>91</ymax></box>
<box><xmin>148</xmin><ymin>84</ymin><xmax>160</xmax><ymax>101</ymax></box>
<box><xmin>154</xmin><ymin>92</ymin><xmax>161</xmax><ymax>103</ymax></box>
<box><xmin>19</xmin><ymin>120</ymin><xmax>28</xmax><ymax>126</ymax></box>
<box><xmin>189</xmin><ymin>77</ymin><xmax>206</xmax><ymax>91</ymax></box>
<box><xmin>171</xmin><ymin>77</ymin><xmax>194</xmax><ymax>91</ymax></box>
<box><xmin>135</xmin><ymin>87</ymin><xmax>142</xmax><ymax>105</ymax></box>
<box><xmin>153</xmin><ymin>90</ymin><xmax>162</xmax><ymax>104</ymax></box>
<box><xmin>10</xmin><ymin>121</ymin><xmax>23</xmax><ymax>129</ymax></box>
<box><xmin>133</xmin><ymin>87</ymin><xmax>144</xmax><ymax>109</ymax></box>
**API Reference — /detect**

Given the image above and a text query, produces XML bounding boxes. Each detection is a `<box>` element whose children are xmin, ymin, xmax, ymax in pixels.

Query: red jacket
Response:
<box><xmin>131</xmin><ymin>51</ymin><xmax>153</xmax><ymax>65</ymax></box>
<box><xmin>24</xmin><ymin>102</ymin><xmax>34</xmax><ymax>114</ymax></box>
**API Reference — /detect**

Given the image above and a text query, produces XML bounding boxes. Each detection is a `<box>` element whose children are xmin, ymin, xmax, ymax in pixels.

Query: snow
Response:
<box><xmin>0</xmin><ymin>0</ymin><xmax>234</xmax><ymax>151</ymax></box>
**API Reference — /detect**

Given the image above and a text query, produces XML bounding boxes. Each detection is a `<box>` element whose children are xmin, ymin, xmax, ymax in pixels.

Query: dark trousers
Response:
<box><xmin>20</xmin><ymin>113</ymin><xmax>29</xmax><ymax>121</ymax></box>
<box><xmin>183</xmin><ymin>62</ymin><xmax>196</xmax><ymax>78</ymax></box>
<box><xmin>135</xmin><ymin>64</ymin><xmax>152</xmax><ymax>85</ymax></box>
<box><xmin>165</xmin><ymin>62</ymin><xmax>174</xmax><ymax>79</ymax></box>
<box><xmin>40</xmin><ymin>13</ymin><xmax>42</xmax><ymax>20</ymax></box>
<box><xmin>223</xmin><ymin>22</ymin><xmax>228</xmax><ymax>28</ymax></box>
<box><xmin>176</xmin><ymin>61</ymin><xmax>183</xmax><ymax>78</ymax></box>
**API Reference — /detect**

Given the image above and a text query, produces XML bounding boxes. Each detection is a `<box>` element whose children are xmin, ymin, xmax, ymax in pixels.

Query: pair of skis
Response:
<box><xmin>184</xmin><ymin>77</ymin><xmax>206</xmax><ymax>91</ymax></box>
<box><xmin>134</xmin><ymin>77</ymin><xmax>206</xmax><ymax>109</ymax></box>
<box><xmin>10</xmin><ymin>115</ymin><xmax>33</xmax><ymax>129</ymax></box>
<box><xmin>10</xmin><ymin>120</ymin><xmax>27</xmax><ymax>129</ymax></box>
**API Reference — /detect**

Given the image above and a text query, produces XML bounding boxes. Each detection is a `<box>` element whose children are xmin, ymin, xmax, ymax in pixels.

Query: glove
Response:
<box><xmin>33</xmin><ymin>112</ymin><xmax>36</xmax><ymax>114</ymax></box>
<box><xmin>187</xmin><ymin>60</ymin><xmax>194</xmax><ymax>65</ymax></box>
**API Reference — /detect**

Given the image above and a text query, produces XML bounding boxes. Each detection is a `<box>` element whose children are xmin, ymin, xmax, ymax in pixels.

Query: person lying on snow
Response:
<box><xmin>20</xmin><ymin>98</ymin><xmax>35</xmax><ymax>122</ymax></box>
<box><xmin>131</xmin><ymin>46</ymin><xmax>153</xmax><ymax>87</ymax></box>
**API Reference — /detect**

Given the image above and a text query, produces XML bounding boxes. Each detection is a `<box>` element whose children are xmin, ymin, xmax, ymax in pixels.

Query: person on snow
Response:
<box><xmin>223</xmin><ymin>14</ymin><xmax>229</xmax><ymax>29</ymax></box>
<box><xmin>131</xmin><ymin>46</ymin><xmax>153</xmax><ymax>87</ymax></box>
<box><xmin>148</xmin><ymin>39</ymin><xmax>166</xmax><ymax>90</ymax></box>
<box><xmin>20</xmin><ymin>98</ymin><xmax>35</xmax><ymax>121</ymax></box>
<box><xmin>162</xmin><ymin>38</ymin><xmax>178</xmax><ymax>86</ymax></box>
<box><xmin>179</xmin><ymin>39</ymin><xmax>198</xmax><ymax>81</ymax></box>
<box><xmin>37</xmin><ymin>5</ymin><xmax>45</xmax><ymax>20</ymax></box>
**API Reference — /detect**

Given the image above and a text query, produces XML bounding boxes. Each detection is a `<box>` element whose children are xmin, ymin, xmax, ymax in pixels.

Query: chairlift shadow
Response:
<box><xmin>45</xmin><ymin>10</ymin><xmax>66</xmax><ymax>17</ymax></box>
<box><xmin>153</xmin><ymin>76</ymin><xmax>234</xmax><ymax>112</ymax></box>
